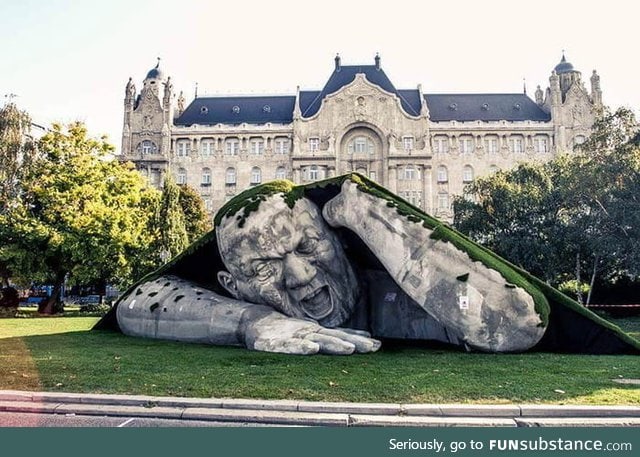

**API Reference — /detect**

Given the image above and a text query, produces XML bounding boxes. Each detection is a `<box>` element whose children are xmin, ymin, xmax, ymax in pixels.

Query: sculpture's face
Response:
<box><xmin>217</xmin><ymin>197</ymin><xmax>359</xmax><ymax>328</ymax></box>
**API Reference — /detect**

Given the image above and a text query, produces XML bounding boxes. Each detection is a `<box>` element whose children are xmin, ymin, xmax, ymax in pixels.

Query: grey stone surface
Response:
<box><xmin>402</xmin><ymin>404</ymin><xmax>521</xmax><ymax>417</ymax></box>
<box><xmin>54</xmin><ymin>403</ymin><xmax>184</xmax><ymax>419</ymax></box>
<box><xmin>520</xmin><ymin>405</ymin><xmax>640</xmax><ymax>417</ymax></box>
<box><xmin>298</xmin><ymin>401</ymin><xmax>402</xmax><ymax>415</ymax></box>
<box><xmin>516</xmin><ymin>417</ymin><xmax>640</xmax><ymax>427</ymax></box>
<box><xmin>0</xmin><ymin>401</ymin><xmax>60</xmax><ymax>413</ymax></box>
<box><xmin>350</xmin><ymin>415</ymin><xmax>517</xmax><ymax>427</ymax></box>
<box><xmin>182</xmin><ymin>407</ymin><xmax>349</xmax><ymax>426</ymax></box>
<box><xmin>220</xmin><ymin>398</ymin><xmax>299</xmax><ymax>411</ymax></box>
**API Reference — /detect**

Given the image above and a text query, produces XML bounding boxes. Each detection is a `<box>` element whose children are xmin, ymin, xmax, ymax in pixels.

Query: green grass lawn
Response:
<box><xmin>1</xmin><ymin>315</ymin><xmax>639</xmax><ymax>405</ymax></box>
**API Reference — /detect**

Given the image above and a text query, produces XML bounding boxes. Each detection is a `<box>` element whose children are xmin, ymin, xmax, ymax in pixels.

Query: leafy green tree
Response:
<box><xmin>0</xmin><ymin>102</ymin><xmax>37</xmax><ymax>287</ymax></box>
<box><xmin>0</xmin><ymin>122</ymin><xmax>159</xmax><ymax>314</ymax></box>
<box><xmin>178</xmin><ymin>184</ymin><xmax>211</xmax><ymax>243</ymax></box>
<box><xmin>157</xmin><ymin>173</ymin><xmax>189</xmax><ymax>261</ymax></box>
<box><xmin>454</xmin><ymin>107</ymin><xmax>640</xmax><ymax>304</ymax></box>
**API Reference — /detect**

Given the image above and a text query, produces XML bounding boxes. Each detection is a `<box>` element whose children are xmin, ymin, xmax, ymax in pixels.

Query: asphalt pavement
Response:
<box><xmin>1</xmin><ymin>390</ymin><xmax>639</xmax><ymax>427</ymax></box>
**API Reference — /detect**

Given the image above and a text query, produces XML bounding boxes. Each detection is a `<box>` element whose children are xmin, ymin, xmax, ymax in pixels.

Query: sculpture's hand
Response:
<box><xmin>322</xmin><ymin>179</ymin><xmax>371</xmax><ymax>229</ymax></box>
<box><xmin>244</xmin><ymin>309</ymin><xmax>381</xmax><ymax>355</ymax></box>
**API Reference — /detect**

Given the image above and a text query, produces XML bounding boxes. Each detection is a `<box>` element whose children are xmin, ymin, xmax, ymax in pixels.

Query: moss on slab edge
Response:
<box><xmin>213</xmin><ymin>180</ymin><xmax>296</xmax><ymax>227</ymax></box>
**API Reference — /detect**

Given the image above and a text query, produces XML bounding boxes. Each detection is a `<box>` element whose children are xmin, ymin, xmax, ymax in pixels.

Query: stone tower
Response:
<box><xmin>121</xmin><ymin>59</ymin><xmax>174</xmax><ymax>187</ymax></box>
<box><xmin>545</xmin><ymin>53</ymin><xmax>603</xmax><ymax>152</ymax></box>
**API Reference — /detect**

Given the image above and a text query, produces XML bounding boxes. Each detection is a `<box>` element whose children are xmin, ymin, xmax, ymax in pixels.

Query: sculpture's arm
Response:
<box><xmin>116</xmin><ymin>275</ymin><xmax>380</xmax><ymax>355</ymax></box>
<box><xmin>322</xmin><ymin>181</ymin><xmax>545</xmax><ymax>352</ymax></box>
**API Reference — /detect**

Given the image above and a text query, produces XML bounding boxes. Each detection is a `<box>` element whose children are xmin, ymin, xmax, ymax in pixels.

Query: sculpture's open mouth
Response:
<box><xmin>300</xmin><ymin>285</ymin><xmax>333</xmax><ymax>320</ymax></box>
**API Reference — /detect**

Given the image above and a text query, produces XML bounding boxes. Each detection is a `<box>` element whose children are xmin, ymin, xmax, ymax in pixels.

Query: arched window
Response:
<box><xmin>275</xmin><ymin>166</ymin><xmax>287</xmax><ymax>180</ymax></box>
<box><xmin>348</xmin><ymin>136</ymin><xmax>374</xmax><ymax>154</ymax></box>
<box><xmin>489</xmin><ymin>165</ymin><xmax>499</xmax><ymax>174</ymax></box>
<box><xmin>137</xmin><ymin>140</ymin><xmax>158</xmax><ymax>154</ymax></box>
<box><xmin>309</xmin><ymin>165</ymin><xmax>319</xmax><ymax>181</ymax></box>
<box><xmin>437</xmin><ymin>165</ymin><xmax>448</xmax><ymax>183</ymax></box>
<box><xmin>250</xmin><ymin>167</ymin><xmax>262</xmax><ymax>185</ymax></box>
<box><xmin>463</xmin><ymin>165</ymin><xmax>474</xmax><ymax>183</ymax></box>
<box><xmin>404</xmin><ymin>165</ymin><xmax>416</xmax><ymax>180</ymax></box>
<box><xmin>225</xmin><ymin>167</ymin><xmax>236</xmax><ymax>185</ymax></box>
<box><xmin>201</xmin><ymin>167</ymin><xmax>211</xmax><ymax>186</ymax></box>
<box><xmin>176</xmin><ymin>168</ymin><xmax>187</xmax><ymax>185</ymax></box>
<box><xmin>574</xmin><ymin>135</ymin><xmax>586</xmax><ymax>146</ymax></box>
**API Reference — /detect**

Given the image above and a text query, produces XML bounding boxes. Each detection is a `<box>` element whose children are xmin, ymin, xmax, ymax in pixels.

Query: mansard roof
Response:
<box><xmin>425</xmin><ymin>93</ymin><xmax>551</xmax><ymax>122</ymax></box>
<box><xmin>300</xmin><ymin>65</ymin><xmax>422</xmax><ymax>117</ymax></box>
<box><xmin>174</xmin><ymin>69</ymin><xmax>550</xmax><ymax>126</ymax></box>
<box><xmin>175</xmin><ymin>95</ymin><xmax>295</xmax><ymax>126</ymax></box>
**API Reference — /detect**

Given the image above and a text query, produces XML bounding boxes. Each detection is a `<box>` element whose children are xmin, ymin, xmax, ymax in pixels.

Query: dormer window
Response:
<box><xmin>263</xmin><ymin>105</ymin><xmax>271</xmax><ymax>113</ymax></box>
<box><xmin>232</xmin><ymin>105</ymin><xmax>240</xmax><ymax>114</ymax></box>
<box><xmin>200</xmin><ymin>106</ymin><xmax>209</xmax><ymax>114</ymax></box>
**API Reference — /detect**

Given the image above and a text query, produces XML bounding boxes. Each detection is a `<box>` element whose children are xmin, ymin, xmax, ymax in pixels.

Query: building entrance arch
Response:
<box><xmin>339</xmin><ymin>125</ymin><xmax>385</xmax><ymax>182</ymax></box>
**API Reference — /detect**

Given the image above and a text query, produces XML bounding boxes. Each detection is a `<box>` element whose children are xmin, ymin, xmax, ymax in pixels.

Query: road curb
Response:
<box><xmin>1</xmin><ymin>390</ymin><xmax>639</xmax><ymax>427</ymax></box>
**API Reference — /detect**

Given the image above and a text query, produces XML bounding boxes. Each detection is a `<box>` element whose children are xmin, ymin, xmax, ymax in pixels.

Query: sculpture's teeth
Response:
<box><xmin>300</xmin><ymin>285</ymin><xmax>333</xmax><ymax>319</ymax></box>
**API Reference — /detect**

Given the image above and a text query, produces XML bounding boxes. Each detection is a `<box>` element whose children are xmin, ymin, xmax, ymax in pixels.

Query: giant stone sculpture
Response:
<box><xmin>97</xmin><ymin>174</ymin><xmax>640</xmax><ymax>355</ymax></box>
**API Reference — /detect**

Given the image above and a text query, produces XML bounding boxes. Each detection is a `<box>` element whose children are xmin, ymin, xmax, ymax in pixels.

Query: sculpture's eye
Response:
<box><xmin>296</xmin><ymin>237</ymin><xmax>318</xmax><ymax>255</ymax></box>
<box><xmin>255</xmin><ymin>262</ymin><xmax>275</xmax><ymax>280</ymax></box>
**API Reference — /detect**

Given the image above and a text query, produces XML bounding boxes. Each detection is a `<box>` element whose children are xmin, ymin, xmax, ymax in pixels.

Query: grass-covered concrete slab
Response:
<box><xmin>96</xmin><ymin>173</ymin><xmax>640</xmax><ymax>354</ymax></box>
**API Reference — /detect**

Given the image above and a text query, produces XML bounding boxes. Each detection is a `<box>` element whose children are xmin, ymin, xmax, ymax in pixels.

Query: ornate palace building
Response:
<box><xmin>121</xmin><ymin>53</ymin><xmax>603</xmax><ymax>220</ymax></box>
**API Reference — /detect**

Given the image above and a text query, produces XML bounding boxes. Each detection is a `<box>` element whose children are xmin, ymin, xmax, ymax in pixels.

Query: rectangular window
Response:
<box><xmin>485</xmin><ymin>137</ymin><xmax>498</xmax><ymax>154</ymax></box>
<box><xmin>225</xmin><ymin>139</ymin><xmax>239</xmax><ymax>155</ymax></box>
<box><xmin>403</xmin><ymin>136</ymin><xmax>414</xmax><ymax>151</ymax></box>
<box><xmin>510</xmin><ymin>137</ymin><xmax>524</xmax><ymax>153</ymax></box>
<box><xmin>177</xmin><ymin>141</ymin><xmax>189</xmax><ymax>157</ymax></box>
<box><xmin>275</xmin><ymin>138</ymin><xmax>290</xmax><ymax>154</ymax></box>
<box><xmin>460</xmin><ymin>137</ymin><xmax>474</xmax><ymax>154</ymax></box>
<box><xmin>201</xmin><ymin>140</ymin><xmax>214</xmax><ymax>156</ymax></box>
<box><xmin>534</xmin><ymin>137</ymin><xmax>549</xmax><ymax>153</ymax></box>
<box><xmin>250</xmin><ymin>139</ymin><xmax>264</xmax><ymax>155</ymax></box>
<box><xmin>434</xmin><ymin>137</ymin><xmax>449</xmax><ymax>154</ymax></box>
<box><xmin>309</xmin><ymin>137</ymin><xmax>320</xmax><ymax>152</ymax></box>
<box><xmin>437</xmin><ymin>193</ymin><xmax>449</xmax><ymax>210</ymax></box>
<box><xmin>354</xmin><ymin>137</ymin><xmax>367</xmax><ymax>153</ymax></box>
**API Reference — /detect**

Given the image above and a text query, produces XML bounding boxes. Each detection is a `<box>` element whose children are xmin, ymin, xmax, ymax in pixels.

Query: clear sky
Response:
<box><xmin>1</xmin><ymin>0</ymin><xmax>638</xmax><ymax>153</ymax></box>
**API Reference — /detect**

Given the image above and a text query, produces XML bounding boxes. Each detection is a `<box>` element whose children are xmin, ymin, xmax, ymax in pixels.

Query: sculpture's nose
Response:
<box><xmin>283</xmin><ymin>254</ymin><xmax>316</xmax><ymax>290</ymax></box>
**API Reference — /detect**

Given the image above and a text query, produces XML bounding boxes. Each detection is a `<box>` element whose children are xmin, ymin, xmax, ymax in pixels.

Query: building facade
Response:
<box><xmin>121</xmin><ymin>54</ymin><xmax>603</xmax><ymax>220</ymax></box>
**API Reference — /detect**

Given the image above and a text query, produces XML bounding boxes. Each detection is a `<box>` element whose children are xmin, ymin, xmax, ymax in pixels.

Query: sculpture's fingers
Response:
<box><xmin>254</xmin><ymin>337</ymin><xmax>320</xmax><ymax>355</ymax></box>
<box><xmin>306</xmin><ymin>333</ymin><xmax>356</xmax><ymax>355</ymax></box>
<box><xmin>333</xmin><ymin>327</ymin><xmax>372</xmax><ymax>338</ymax></box>
<box><xmin>318</xmin><ymin>329</ymin><xmax>381</xmax><ymax>353</ymax></box>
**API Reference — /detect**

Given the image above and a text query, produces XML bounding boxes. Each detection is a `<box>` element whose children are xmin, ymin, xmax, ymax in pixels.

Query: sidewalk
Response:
<box><xmin>1</xmin><ymin>390</ymin><xmax>640</xmax><ymax>427</ymax></box>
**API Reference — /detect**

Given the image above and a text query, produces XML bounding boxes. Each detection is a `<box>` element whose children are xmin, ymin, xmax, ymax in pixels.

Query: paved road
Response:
<box><xmin>0</xmin><ymin>411</ymin><xmax>282</xmax><ymax>427</ymax></box>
